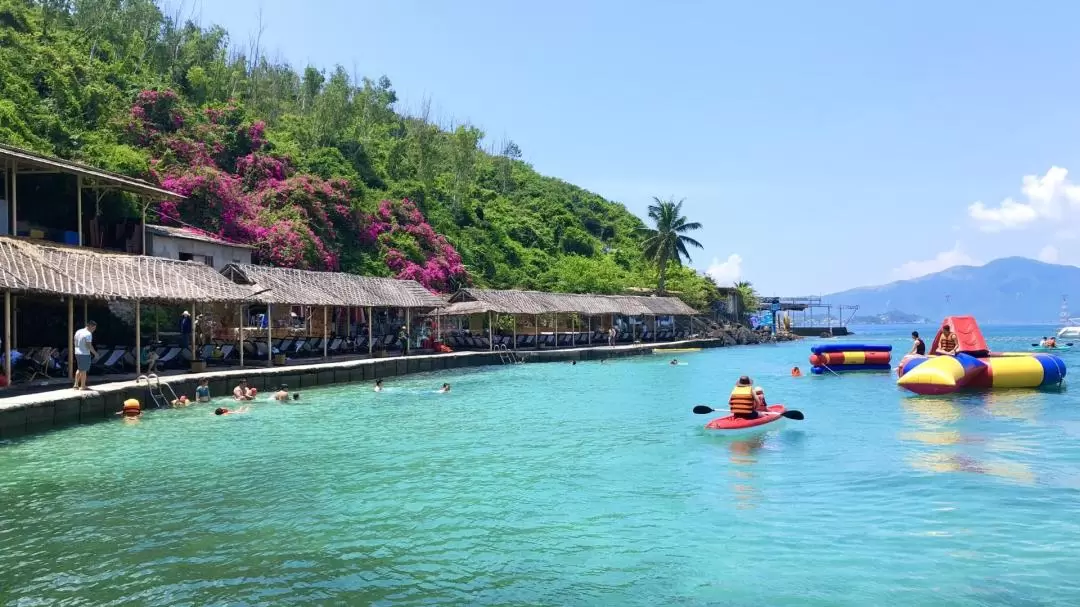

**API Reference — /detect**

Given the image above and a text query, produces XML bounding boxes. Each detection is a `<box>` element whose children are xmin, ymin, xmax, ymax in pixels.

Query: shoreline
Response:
<box><xmin>0</xmin><ymin>333</ymin><xmax>795</xmax><ymax>441</ymax></box>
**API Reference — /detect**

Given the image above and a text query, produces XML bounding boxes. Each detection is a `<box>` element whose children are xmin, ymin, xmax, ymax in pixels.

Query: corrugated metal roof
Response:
<box><xmin>0</xmin><ymin>142</ymin><xmax>184</xmax><ymax>200</ymax></box>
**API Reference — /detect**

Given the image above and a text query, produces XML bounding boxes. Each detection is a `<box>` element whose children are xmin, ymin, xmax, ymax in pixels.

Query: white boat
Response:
<box><xmin>1058</xmin><ymin>324</ymin><xmax>1080</xmax><ymax>339</ymax></box>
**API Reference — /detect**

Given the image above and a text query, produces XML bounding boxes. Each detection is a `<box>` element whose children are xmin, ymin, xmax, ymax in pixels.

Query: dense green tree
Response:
<box><xmin>0</xmin><ymin>0</ymin><xmax>726</xmax><ymax>308</ymax></box>
<box><xmin>638</xmin><ymin>198</ymin><xmax>704</xmax><ymax>294</ymax></box>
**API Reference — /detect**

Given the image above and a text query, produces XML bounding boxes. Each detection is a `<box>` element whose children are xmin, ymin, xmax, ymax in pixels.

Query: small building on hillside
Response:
<box><xmin>145</xmin><ymin>225</ymin><xmax>252</xmax><ymax>271</ymax></box>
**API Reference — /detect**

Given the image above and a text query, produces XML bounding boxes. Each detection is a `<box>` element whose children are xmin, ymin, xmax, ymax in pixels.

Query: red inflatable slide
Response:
<box><xmin>929</xmin><ymin>315</ymin><xmax>989</xmax><ymax>356</ymax></box>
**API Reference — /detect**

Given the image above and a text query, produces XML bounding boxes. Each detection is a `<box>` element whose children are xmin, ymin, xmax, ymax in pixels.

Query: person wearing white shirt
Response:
<box><xmin>73</xmin><ymin>320</ymin><xmax>99</xmax><ymax>390</ymax></box>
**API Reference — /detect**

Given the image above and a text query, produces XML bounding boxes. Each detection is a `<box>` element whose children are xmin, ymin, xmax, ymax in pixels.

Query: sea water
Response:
<box><xmin>2</xmin><ymin>325</ymin><xmax>1080</xmax><ymax>605</ymax></box>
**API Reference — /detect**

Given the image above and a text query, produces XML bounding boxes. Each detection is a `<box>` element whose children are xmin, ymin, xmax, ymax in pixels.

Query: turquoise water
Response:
<box><xmin>3</xmin><ymin>325</ymin><xmax>1080</xmax><ymax>605</ymax></box>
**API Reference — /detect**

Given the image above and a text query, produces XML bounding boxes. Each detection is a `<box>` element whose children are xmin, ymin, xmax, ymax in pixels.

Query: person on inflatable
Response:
<box><xmin>935</xmin><ymin>324</ymin><xmax>959</xmax><ymax>356</ymax></box>
<box><xmin>729</xmin><ymin>376</ymin><xmax>758</xmax><ymax>419</ymax></box>
<box><xmin>791</xmin><ymin>366</ymin><xmax>802</xmax><ymax>377</ymax></box>
<box><xmin>910</xmin><ymin>331</ymin><xmax>926</xmax><ymax>355</ymax></box>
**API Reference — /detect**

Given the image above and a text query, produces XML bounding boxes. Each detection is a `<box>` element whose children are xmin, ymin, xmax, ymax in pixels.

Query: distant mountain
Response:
<box><xmin>825</xmin><ymin>257</ymin><xmax>1078</xmax><ymax>325</ymax></box>
<box><xmin>849</xmin><ymin>310</ymin><xmax>929</xmax><ymax>325</ymax></box>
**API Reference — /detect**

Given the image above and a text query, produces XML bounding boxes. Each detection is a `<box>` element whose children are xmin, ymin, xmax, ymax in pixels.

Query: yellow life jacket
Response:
<box><xmin>729</xmin><ymin>385</ymin><xmax>756</xmax><ymax>415</ymax></box>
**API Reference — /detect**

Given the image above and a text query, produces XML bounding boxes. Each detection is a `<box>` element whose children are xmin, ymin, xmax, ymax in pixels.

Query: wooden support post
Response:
<box><xmin>67</xmin><ymin>298</ymin><xmax>74</xmax><ymax>379</ymax></box>
<box><xmin>76</xmin><ymin>175</ymin><xmax>83</xmax><ymax>246</ymax></box>
<box><xmin>239</xmin><ymin>305</ymin><xmax>245</xmax><ymax>368</ymax></box>
<box><xmin>405</xmin><ymin>308</ymin><xmax>411</xmax><ymax>355</ymax></box>
<box><xmin>267</xmin><ymin>303</ymin><xmax>273</xmax><ymax>365</ymax></box>
<box><xmin>588</xmin><ymin>315</ymin><xmax>592</xmax><ymax>345</ymax></box>
<box><xmin>368</xmin><ymin>307</ymin><xmax>373</xmax><ymax>355</ymax></box>
<box><xmin>135</xmin><ymin>300</ymin><xmax>141</xmax><ymax>374</ymax></box>
<box><xmin>323</xmin><ymin>306</ymin><xmax>329</xmax><ymax>358</ymax></box>
<box><xmin>191</xmin><ymin>301</ymin><xmax>197</xmax><ymax>363</ymax></box>
<box><xmin>4</xmin><ymin>291</ymin><xmax>10</xmax><ymax>385</ymax></box>
<box><xmin>10</xmin><ymin>162</ymin><xmax>15</xmax><ymax>236</ymax></box>
<box><xmin>554</xmin><ymin>313</ymin><xmax>558</xmax><ymax>348</ymax></box>
<box><xmin>488</xmin><ymin>311</ymin><xmax>493</xmax><ymax>351</ymax></box>
<box><xmin>512</xmin><ymin>315</ymin><xmax>517</xmax><ymax>350</ymax></box>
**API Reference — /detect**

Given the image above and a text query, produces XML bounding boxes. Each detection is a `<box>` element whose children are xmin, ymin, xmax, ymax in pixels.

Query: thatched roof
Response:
<box><xmin>0</xmin><ymin>237</ymin><xmax>249</xmax><ymax>303</ymax></box>
<box><xmin>0</xmin><ymin>142</ymin><xmax>183</xmax><ymax>200</ymax></box>
<box><xmin>222</xmin><ymin>263</ymin><xmax>446</xmax><ymax>309</ymax></box>
<box><xmin>448</xmin><ymin>288</ymin><xmax>698</xmax><ymax>316</ymax></box>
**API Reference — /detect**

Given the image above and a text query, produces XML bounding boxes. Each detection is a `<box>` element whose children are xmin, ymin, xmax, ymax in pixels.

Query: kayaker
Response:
<box><xmin>728</xmin><ymin>376</ymin><xmax>758</xmax><ymax>419</ymax></box>
<box><xmin>791</xmin><ymin>366</ymin><xmax>802</xmax><ymax>377</ymax></box>
<box><xmin>935</xmin><ymin>324</ymin><xmax>959</xmax><ymax>356</ymax></box>
<box><xmin>910</xmin><ymin>331</ymin><xmax>926</xmax><ymax>355</ymax></box>
<box><xmin>1048</xmin><ymin>336</ymin><xmax>1058</xmax><ymax>348</ymax></box>
<box><xmin>1039</xmin><ymin>337</ymin><xmax>1048</xmax><ymax>347</ymax></box>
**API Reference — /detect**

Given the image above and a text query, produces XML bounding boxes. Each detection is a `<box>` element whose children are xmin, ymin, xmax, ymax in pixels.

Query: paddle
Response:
<box><xmin>692</xmin><ymin>405</ymin><xmax>804</xmax><ymax>420</ymax></box>
<box><xmin>1030</xmin><ymin>343</ymin><xmax>1073</xmax><ymax>347</ymax></box>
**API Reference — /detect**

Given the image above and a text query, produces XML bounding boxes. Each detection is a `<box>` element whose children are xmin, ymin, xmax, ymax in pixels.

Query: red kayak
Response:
<box><xmin>705</xmin><ymin>405</ymin><xmax>786</xmax><ymax>431</ymax></box>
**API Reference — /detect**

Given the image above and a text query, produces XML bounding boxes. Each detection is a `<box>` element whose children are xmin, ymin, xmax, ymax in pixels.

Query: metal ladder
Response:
<box><xmin>496</xmin><ymin>344</ymin><xmax>520</xmax><ymax>364</ymax></box>
<box><xmin>137</xmin><ymin>373</ymin><xmax>180</xmax><ymax>408</ymax></box>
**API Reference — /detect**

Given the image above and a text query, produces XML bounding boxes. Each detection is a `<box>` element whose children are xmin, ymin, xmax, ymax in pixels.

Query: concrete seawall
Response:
<box><xmin>0</xmin><ymin>338</ymin><xmax>733</xmax><ymax>441</ymax></box>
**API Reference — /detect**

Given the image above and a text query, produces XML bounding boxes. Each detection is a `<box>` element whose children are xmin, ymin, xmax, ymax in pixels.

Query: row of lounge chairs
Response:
<box><xmin>445</xmin><ymin>329</ymin><xmax>690</xmax><ymax>350</ymax></box>
<box><xmin>6</xmin><ymin>329</ymin><xmax>692</xmax><ymax>380</ymax></box>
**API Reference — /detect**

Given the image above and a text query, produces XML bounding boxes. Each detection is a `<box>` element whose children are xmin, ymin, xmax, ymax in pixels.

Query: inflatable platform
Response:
<box><xmin>809</xmin><ymin>343</ymin><xmax>893</xmax><ymax>374</ymax></box>
<box><xmin>896</xmin><ymin>316</ymin><xmax>1066</xmax><ymax>395</ymax></box>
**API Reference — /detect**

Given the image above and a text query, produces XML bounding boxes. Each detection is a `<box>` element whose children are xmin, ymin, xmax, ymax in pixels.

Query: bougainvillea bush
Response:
<box><xmin>128</xmin><ymin>89</ymin><xmax>466</xmax><ymax>290</ymax></box>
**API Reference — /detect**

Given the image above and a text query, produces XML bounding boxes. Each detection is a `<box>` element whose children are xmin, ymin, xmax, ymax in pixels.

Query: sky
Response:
<box><xmin>186</xmin><ymin>0</ymin><xmax>1080</xmax><ymax>296</ymax></box>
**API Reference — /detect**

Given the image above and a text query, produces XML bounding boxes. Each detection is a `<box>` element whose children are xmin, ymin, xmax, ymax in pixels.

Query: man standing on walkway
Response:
<box><xmin>73</xmin><ymin>320</ymin><xmax>98</xmax><ymax>391</ymax></box>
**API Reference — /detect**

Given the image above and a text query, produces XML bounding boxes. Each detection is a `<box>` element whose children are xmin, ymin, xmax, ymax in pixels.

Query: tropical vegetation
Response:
<box><xmin>0</xmin><ymin>0</ymin><xmax>743</xmax><ymax>310</ymax></box>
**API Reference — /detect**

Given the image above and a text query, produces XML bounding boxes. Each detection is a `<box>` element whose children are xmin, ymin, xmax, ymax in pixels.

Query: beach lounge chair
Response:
<box><xmin>97</xmin><ymin>347</ymin><xmax>128</xmax><ymax>373</ymax></box>
<box><xmin>25</xmin><ymin>347</ymin><xmax>55</xmax><ymax>382</ymax></box>
<box><xmin>278</xmin><ymin>338</ymin><xmax>295</xmax><ymax>353</ymax></box>
<box><xmin>156</xmin><ymin>347</ymin><xmax>183</xmax><ymax>368</ymax></box>
<box><xmin>328</xmin><ymin>338</ymin><xmax>343</xmax><ymax>354</ymax></box>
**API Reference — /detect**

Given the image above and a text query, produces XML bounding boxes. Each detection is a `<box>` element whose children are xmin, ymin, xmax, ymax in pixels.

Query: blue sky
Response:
<box><xmin>189</xmin><ymin>0</ymin><xmax>1080</xmax><ymax>295</ymax></box>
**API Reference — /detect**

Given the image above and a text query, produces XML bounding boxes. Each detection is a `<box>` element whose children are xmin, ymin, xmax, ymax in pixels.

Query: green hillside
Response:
<box><xmin>0</xmin><ymin>0</ymin><xmax>719</xmax><ymax>309</ymax></box>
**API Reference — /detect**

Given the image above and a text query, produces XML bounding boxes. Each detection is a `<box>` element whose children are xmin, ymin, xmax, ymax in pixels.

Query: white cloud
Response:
<box><xmin>968</xmin><ymin>166</ymin><xmax>1080</xmax><ymax>231</ymax></box>
<box><xmin>1038</xmin><ymin>245</ymin><xmax>1060</xmax><ymax>263</ymax></box>
<box><xmin>707</xmin><ymin>254</ymin><xmax>743</xmax><ymax>284</ymax></box>
<box><xmin>891</xmin><ymin>243</ymin><xmax>976</xmax><ymax>280</ymax></box>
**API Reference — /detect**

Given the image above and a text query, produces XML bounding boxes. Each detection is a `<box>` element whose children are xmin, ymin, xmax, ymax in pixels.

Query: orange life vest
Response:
<box><xmin>729</xmin><ymin>385</ymin><xmax>756</xmax><ymax>415</ymax></box>
<box><xmin>939</xmin><ymin>332</ymin><xmax>958</xmax><ymax>353</ymax></box>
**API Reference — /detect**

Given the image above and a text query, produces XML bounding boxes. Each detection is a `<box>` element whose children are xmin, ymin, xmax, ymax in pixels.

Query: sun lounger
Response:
<box><xmin>97</xmin><ymin>347</ymin><xmax>128</xmax><ymax>373</ymax></box>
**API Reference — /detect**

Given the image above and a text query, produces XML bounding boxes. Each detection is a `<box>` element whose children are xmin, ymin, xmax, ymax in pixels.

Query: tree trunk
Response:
<box><xmin>657</xmin><ymin>251</ymin><xmax>669</xmax><ymax>295</ymax></box>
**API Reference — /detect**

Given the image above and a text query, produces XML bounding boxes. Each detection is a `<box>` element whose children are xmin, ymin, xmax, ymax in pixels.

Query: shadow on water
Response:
<box><xmin>899</xmin><ymin>394</ymin><xmax>1036</xmax><ymax>485</ymax></box>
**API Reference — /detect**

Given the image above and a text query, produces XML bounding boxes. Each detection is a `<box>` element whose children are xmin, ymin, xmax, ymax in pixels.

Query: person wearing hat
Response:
<box><xmin>180</xmin><ymin>310</ymin><xmax>192</xmax><ymax>349</ymax></box>
<box><xmin>728</xmin><ymin>376</ymin><xmax>760</xmax><ymax>419</ymax></box>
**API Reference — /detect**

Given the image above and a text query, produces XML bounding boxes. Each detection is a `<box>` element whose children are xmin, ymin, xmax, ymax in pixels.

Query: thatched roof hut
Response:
<box><xmin>445</xmin><ymin>288</ymin><xmax>698</xmax><ymax>316</ymax></box>
<box><xmin>221</xmin><ymin>263</ymin><xmax>446</xmax><ymax>309</ymax></box>
<box><xmin>0</xmin><ymin>237</ymin><xmax>249</xmax><ymax>303</ymax></box>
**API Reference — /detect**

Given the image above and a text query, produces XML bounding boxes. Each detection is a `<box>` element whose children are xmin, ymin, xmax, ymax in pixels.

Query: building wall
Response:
<box><xmin>149</xmin><ymin>234</ymin><xmax>251</xmax><ymax>271</ymax></box>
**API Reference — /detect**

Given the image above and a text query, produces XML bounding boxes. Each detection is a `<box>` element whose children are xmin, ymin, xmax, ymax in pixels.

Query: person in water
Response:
<box><xmin>171</xmin><ymin>395</ymin><xmax>191</xmax><ymax>407</ymax></box>
<box><xmin>791</xmin><ymin>366</ymin><xmax>802</xmax><ymax>377</ymax></box>
<box><xmin>233</xmin><ymin>379</ymin><xmax>254</xmax><ymax>401</ymax></box>
<box><xmin>910</xmin><ymin>331</ymin><xmax>926</xmax><ymax>355</ymax></box>
<box><xmin>728</xmin><ymin>376</ymin><xmax>758</xmax><ymax>419</ymax></box>
<box><xmin>935</xmin><ymin>324</ymin><xmax>959</xmax><ymax>356</ymax></box>
<box><xmin>273</xmin><ymin>384</ymin><xmax>289</xmax><ymax>401</ymax></box>
<box><xmin>438</xmin><ymin>383</ymin><xmax>451</xmax><ymax>393</ymax></box>
<box><xmin>292</xmin><ymin>393</ymin><xmax>300</xmax><ymax>401</ymax></box>
<box><xmin>214</xmin><ymin>406</ymin><xmax>250</xmax><ymax>415</ymax></box>
<box><xmin>195</xmin><ymin>378</ymin><xmax>211</xmax><ymax>403</ymax></box>
<box><xmin>374</xmin><ymin>379</ymin><xmax>383</xmax><ymax>392</ymax></box>
<box><xmin>670</xmin><ymin>359</ymin><xmax>679</xmax><ymax>366</ymax></box>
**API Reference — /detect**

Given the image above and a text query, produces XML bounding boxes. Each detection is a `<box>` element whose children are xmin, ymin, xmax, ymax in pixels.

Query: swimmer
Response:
<box><xmin>292</xmin><ymin>393</ymin><xmax>300</xmax><ymax>401</ymax></box>
<box><xmin>214</xmin><ymin>406</ymin><xmax>250</xmax><ymax>416</ymax></box>
<box><xmin>195</xmin><ymin>378</ymin><xmax>211</xmax><ymax>403</ymax></box>
<box><xmin>670</xmin><ymin>359</ymin><xmax>679</xmax><ymax>366</ymax></box>
<box><xmin>171</xmin><ymin>395</ymin><xmax>191</xmax><ymax>407</ymax></box>
<box><xmin>118</xmin><ymin>398</ymin><xmax>142</xmax><ymax>421</ymax></box>
<box><xmin>273</xmin><ymin>384</ymin><xmax>289</xmax><ymax>401</ymax></box>
<box><xmin>374</xmin><ymin>379</ymin><xmax>383</xmax><ymax>392</ymax></box>
<box><xmin>233</xmin><ymin>379</ymin><xmax>254</xmax><ymax>401</ymax></box>
<box><xmin>571</xmin><ymin>360</ymin><xmax>577</xmax><ymax>365</ymax></box>
<box><xmin>791</xmin><ymin>366</ymin><xmax>802</xmax><ymax>377</ymax></box>
<box><xmin>438</xmin><ymin>383</ymin><xmax>451</xmax><ymax>393</ymax></box>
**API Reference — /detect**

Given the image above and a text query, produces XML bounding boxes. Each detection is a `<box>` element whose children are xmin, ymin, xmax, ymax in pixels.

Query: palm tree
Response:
<box><xmin>733</xmin><ymin>281</ymin><xmax>759</xmax><ymax>321</ymax></box>
<box><xmin>638</xmin><ymin>197</ymin><xmax>703</xmax><ymax>294</ymax></box>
